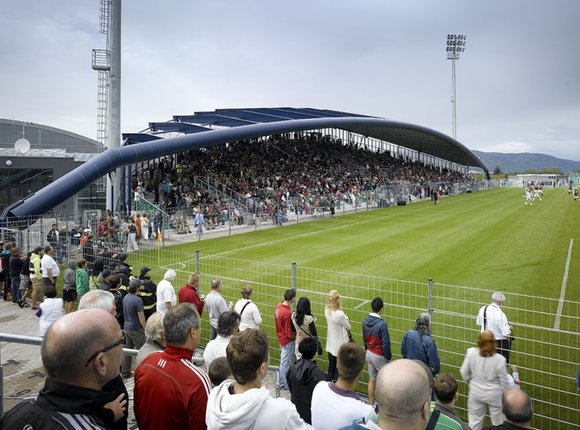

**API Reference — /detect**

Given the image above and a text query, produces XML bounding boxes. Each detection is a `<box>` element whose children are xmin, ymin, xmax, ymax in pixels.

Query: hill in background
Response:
<box><xmin>472</xmin><ymin>150</ymin><xmax>580</xmax><ymax>173</ymax></box>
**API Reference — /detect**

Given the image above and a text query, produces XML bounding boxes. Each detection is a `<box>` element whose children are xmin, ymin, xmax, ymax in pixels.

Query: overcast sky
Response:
<box><xmin>2</xmin><ymin>0</ymin><xmax>579</xmax><ymax>161</ymax></box>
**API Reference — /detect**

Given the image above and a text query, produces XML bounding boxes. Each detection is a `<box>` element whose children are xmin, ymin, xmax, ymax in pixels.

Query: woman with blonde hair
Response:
<box><xmin>460</xmin><ymin>330</ymin><xmax>510</xmax><ymax>430</ymax></box>
<box><xmin>324</xmin><ymin>289</ymin><xmax>351</xmax><ymax>381</ymax></box>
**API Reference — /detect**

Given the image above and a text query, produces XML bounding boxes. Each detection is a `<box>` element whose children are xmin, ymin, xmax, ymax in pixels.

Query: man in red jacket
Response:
<box><xmin>178</xmin><ymin>272</ymin><xmax>204</xmax><ymax>316</ymax></box>
<box><xmin>134</xmin><ymin>303</ymin><xmax>211</xmax><ymax>430</ymax></box>
<box><xmin>275</xmin><ymin>288</ymin><xmax>296</xmax><ymax>391</ymax></box>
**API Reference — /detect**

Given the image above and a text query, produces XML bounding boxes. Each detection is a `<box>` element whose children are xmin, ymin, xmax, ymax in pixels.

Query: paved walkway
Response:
<box><xmin>0</xmin><ymin>299</ymin><xmax>285</xmax><ymax>427</ymax></box>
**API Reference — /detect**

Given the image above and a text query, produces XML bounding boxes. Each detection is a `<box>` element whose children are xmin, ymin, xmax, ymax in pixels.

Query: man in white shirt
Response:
<box><xmin>203</xmin><ymin>311</ymin><xmax>240</xmax><ymax>369</ymax></box>
<box><xmin>476</xmin><ymin>292</ymin><xmax>512</xmax><ymax>363</ymax></box>
<box><xmin>311</xmin><ymin>342</ymin><xmax>376</xmax><ymax>429</ymax></box>
<box><xmin>40</xmin><ymin>246</ymin><xmax>60</xmax><ymax>289</ymax></box>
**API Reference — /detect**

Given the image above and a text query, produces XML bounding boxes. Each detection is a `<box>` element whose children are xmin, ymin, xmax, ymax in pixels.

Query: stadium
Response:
<box><xmin>0</xmin><ymin>105</ymin><xmax>578</xmax><ymax>429</ymax></box>
<box><xmin>1</xmin><ymin>1</ymin><xmax>579</xmax><ymax>429</ymax></box>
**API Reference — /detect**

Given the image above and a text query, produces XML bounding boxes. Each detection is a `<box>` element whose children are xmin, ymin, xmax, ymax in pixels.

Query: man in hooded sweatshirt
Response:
<box><xmin>205</xmin><ymin>328</ymin><xmax>311</xmax><ymax>430</ymax></box>
<box><xmin>362</xmin><ymin>297</ymin><xmax>392</xmax><ymax>406</ymax></box>
<box><xmin>286</xmin><ymin>336</ymin><xmax>328</xmax><ymax>424</ymax></box>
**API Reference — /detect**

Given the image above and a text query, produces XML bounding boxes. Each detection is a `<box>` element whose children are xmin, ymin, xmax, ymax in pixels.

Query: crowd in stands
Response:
<box><xmin>1</xmin><ymin>241</ymin><xmax>532</xmax><ymax>430</ymax></box>
<box><xmin>131</xmin><ymin>133</ymin><xmax>473</xmax><ymax>224</ymax></box>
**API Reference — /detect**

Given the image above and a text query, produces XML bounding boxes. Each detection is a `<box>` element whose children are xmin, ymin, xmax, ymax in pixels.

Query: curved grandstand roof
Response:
<box><xmin>133</xmin><ymin>107</ymin><xmax>488</xmax><ymax>173</ymax></box>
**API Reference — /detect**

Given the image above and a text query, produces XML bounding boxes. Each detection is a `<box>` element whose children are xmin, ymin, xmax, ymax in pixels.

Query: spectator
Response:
<box><xmin>286</xmin><ymin>336</ymin><xmax>328</xmax><ymax>424</ymax></box>
<box><xmin>362</xmin><ymin>296</ymin><xmax>392</xmax><ymax>406</ymax></box>
<box><xmin>134</xmin><ymin>303</ymin><xmax>211</xmax><ymax>430</ymax></box>
<box><xmin>433</xmin><ymin>373</ymin><xmax>471</xmax><ymax>430</ymax></box>
<box><xmin>203</xmin><ymin>311</ymin><xmax>240</xmax><ymax>369</ymax></box>
<box><xmin>460</xmin><ymin>331</ymin><xmax>510</xmax><ymax>430</ymax></box>
<box><xmin>29</xmin><ymin>246</ymin><xmax>43</xmax><ymax>309</ymax></box>
<box><xmin>205</xmin><ymin>328</ymin><xmax>310</xmax><ymax>429</ymax></box>
<box><xmin>78</xmin><ymin>289</ymin><xmax>130</xmax><ymax>430</ymax></box>
<box><xmin>9</xmin><ymin>247</ymin><xmax>24</xmax><ymax>305</ymax></box>
<box><xmin>18</xmin><ymin>251</ymin><xmax>32</xmax><ymax>307</ymax></box>
<box><xmin>62</xmin><ymin>259</ymin><xmax>78</xmax><ymax>314</ymax></box>
<box><xmin>483</xmin><ymin>388</ymin><xmax>533</xmax><ymax>430</ymax></box>
<box><xmin>311</xmin><ymin>342</ymin><xmax>376</xmax><ymax>429</ymax></box>
<box><xmin>324</xmin><ymin>289</ymin><xmax>351</xmax><ymax>382</ymax></box>
<box><xmin>477</xmin><ymin>292</ymin><xmax>512</xmax><ymax>364</ymax></box>
<box><xmin>36</xmin><ymin>284</ymin><xmax>64</xmax><ymax>337</ymax></box>
<box><xmin>342</xmin><ymin>359</ymin><xmax>431</xmax><ymax>430</ymax></box>
<box><xmin>99</xmin><ymin>269</ymin><xmax>114</xmax><ymax>291</ymax></box>
<box><xmin>275</xmin><ymin>288</ymin><xmax>296</xmax><ymax>391</ymax></box>
<box><xmin>292</xmin><ymin>296</ymin><xmax>322</xmax><ymax>358</ymax></box>
<box><xmin>137</xmin><ymin>267</ymin><xmax>157</xmax><ymax>319</ymax></box>
<box><xmin>76</xmin><ymin>259</ymin><xmax>90</xmax><ymax>298</ymax></box>
<box><xmin>401</xmin><ymin>313</ymin><xmax>440</xmax><ymax>378</ymax></box>
<box><xmin>41</xmin><ymin>246</ymin><xmax>60</xmax><ymax>290</ymax></box>
<box><xmin>156</xmin><ymin>269</ymin><xmax>177</xmax><ymax>313</ymax></box>
<box><xmin>179</xmin><ymin>272</ymin><xmax>205</xmax><ymax>316</ymax></box>
<box><xmin>0</xmin><ymin>308</ymin><xmax>126</xmax><ymax>430</ymax></box>
<box><xmin>121</xmin><ymin>279</ymin><xmax>146</xmax><ymax>378</ymax></box>
<box><xmin>135</xmin><ymin>311</ymin><xmax>166</xmax><ymax>367</ymax></box>
<box><xmin>125</xmin><ymin>217</ymin><xmax>139</xmax><ymax>253</ymax></box>
<box><xmin>90</xmin><ymin>259</ymin><xmax>105</xmax><ymax>290</ymax></box>
<box><xmin>205</xmin><ymin>278</ymin><xmax>231</xmax><ymax>340</ymax></box>
<box><xmin>208</xmin><ymin>356</ymin><xmax>232</xmax><ymax>387</ymax></box>
<box><xmin>234</xmin><ymin>284</ymin><xmax>262</xmax><ymax>331</ymax></box>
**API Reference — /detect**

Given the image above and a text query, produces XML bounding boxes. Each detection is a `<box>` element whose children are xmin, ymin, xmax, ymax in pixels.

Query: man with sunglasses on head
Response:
<box><xmin>0</xmin><ymin>308</ymin><xmax>126</xmax><ymax>429</ymax></box>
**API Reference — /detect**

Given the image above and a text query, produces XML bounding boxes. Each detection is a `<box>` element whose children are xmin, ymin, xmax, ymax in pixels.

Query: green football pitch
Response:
<box><xmin>129</xmin><ymin>186</ymin><xmax>579</xmax><ymax>429</ymax></box>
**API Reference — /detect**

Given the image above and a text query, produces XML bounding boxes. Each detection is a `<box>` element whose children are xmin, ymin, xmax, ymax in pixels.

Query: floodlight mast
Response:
<box><xmin>446</xmin><ymin>34</ymin><xmax>467</xmax><ymax>140</ymax></box>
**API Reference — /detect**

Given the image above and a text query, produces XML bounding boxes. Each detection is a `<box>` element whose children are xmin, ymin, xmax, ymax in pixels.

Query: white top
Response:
<box><xmin>38</xmin><ymin>298</ymin><xmax>64</xmax><ymax>337</ymax></box>
<box><xmin>41</xmin><ymin>254</ymin><xmax>60</xmax><ymax>279</ymax></box>
<box><xmin>234</xmin><ymin>299</ymin><xmax>262</xmax><ymax>331</ymax></box>
<box><xmin>460</xmin><ymin>347</ymin><xmax>510</xmax><ymax>406</ymax></box>
<box><xmin>203</xmin><ymin>335</ymin><xmax>231</xmax><ymax>369</ymax></box>
<box><xmin>325</xmin><ymin>308</ymin><xmax>351</xmax><ymax>356</ymax></box>
<box><xmin>206</xmin><ymin>380</ymin><xmax>311</xmax><ymax>430</ymax></box>
<box><xmin>311</xmin><ymin>381</ymin><xmax>375</xmax><ymax>430</ymax></box>
<box><xmin>476</xmin><ymin>303</ymin><xmax>511</xmax><ymax>340</ymax></box>
<box><xmin>156</xmin><ymin>279</ymin><xmax>177</xmax><ymax>313</ymax></box>
<box><xmin>205</xmin><ymin>290</ymin><xmax>230</xmax><ymax>329</ymax></box>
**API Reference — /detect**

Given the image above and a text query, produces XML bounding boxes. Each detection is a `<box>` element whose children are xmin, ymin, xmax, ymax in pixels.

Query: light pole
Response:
<box><xmin>446</xmin><ymin>34</ymin><xmax>467</xmax><ymax>140</ymax></box>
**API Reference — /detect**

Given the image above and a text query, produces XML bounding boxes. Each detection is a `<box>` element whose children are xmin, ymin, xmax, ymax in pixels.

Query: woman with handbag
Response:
<box><xmin>324</xmin><ymin>290</ymin><xmax>351</xmax><ymax>381</ymax></box>
<box><xmin>292</xmin><ymin>297</ymin><xmax>322</xmax><ymax>358</ymax></box>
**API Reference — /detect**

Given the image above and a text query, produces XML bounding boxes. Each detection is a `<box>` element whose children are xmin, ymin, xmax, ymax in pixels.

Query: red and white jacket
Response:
<box><xmin>134</xmin><ymin>345</ymin><xmax>212</xmax><ymax>430</ymax></box>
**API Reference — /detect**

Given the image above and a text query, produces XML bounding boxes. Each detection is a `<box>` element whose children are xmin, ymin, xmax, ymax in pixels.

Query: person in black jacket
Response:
<box><xmin>286</xmin><ymin>336</ymin><xmax>328</xmax><ymax>424</ymax></box>
<box><xmin>0</xmin><ymin>308</ymin><xmax>126</xmax><ymax>430</ymax></box>
<box><xmin>9</xmin><ymin>247</ymin><xmax>24</xmax><ymax>304</ymax></box>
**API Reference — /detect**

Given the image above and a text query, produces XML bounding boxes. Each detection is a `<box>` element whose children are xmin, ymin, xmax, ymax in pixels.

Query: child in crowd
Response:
<box><xmin>36</xmin><ymin>284</ymin><xmax>63</xmax><ymax>337</ymax></box>
<box><xmin>208</xmin><ymin>356</ymin><xmax>232</xmax><ymax>387</ymax></box>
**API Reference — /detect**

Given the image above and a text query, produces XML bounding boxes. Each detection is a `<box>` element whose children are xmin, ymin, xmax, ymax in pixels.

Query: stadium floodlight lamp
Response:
<box><xmin>446</xmin><ymin>34</ymin><xmax>467</xmax><ymax>139</ymax></box>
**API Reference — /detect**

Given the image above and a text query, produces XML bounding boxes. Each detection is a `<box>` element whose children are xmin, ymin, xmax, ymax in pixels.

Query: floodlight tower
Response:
<box><xmin>446</xmin><ymin>34</ymin><xmax>467</xmax><ymax>140</ymax></box>
<box><xmin>92</xmin><ymin>0</ymin><xmax>122</xmax><ymax>212</ymax></box>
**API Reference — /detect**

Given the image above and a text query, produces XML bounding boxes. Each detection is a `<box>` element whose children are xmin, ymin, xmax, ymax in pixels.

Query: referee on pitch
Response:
<box><xmin>476</xmin><ymin>291</ymin><xmax>513</xmax><ymax>364</ymax></box>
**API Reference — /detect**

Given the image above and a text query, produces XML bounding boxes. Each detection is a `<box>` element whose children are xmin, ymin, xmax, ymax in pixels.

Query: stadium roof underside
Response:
<box><xmin>2</xmin><ymin>109</ymin><xmax>489</xmax><ymax>222</ymax></box>
<box><xmin>142</xmin><ymin>107</ymin><xmax>488</xmax><ymax>173</ymax></box>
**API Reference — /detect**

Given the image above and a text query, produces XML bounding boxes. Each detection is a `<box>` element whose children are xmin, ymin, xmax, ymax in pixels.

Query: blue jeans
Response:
<box><xmin>10</xmin><ymin>275</ymin><xmax>20</xmax><ymax>303</ymax></box>
<box><xmin>278</xmin><ymin>341</ymin><xmax>295</xmax><ymax>389</ymax></box>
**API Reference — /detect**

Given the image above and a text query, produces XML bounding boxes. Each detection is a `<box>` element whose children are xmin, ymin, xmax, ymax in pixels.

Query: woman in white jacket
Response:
<box><xmin>324</xmin><ymin>290</ymin><xmax>351</xmax><ymax>381</ymax></box>
<box><xmin>460</xmin><ymin>330</ymin><xmax>510</xmax><ymax>430</ymax></box>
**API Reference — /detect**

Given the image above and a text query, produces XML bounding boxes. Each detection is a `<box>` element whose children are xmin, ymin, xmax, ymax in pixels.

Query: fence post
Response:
<box><xmin>291</xmin><ymin>262</ymin><xmax>297</xmax><ymax>311</ymax></box>
<box><xmin>428</xmin><ymin>278</ymin><xmax>433</xmax><ymax>318</ymax></box>
<box><xmin>195</xmin><ymin>250</ymin><xmax>200</xmax><ymax>273</ymax></box>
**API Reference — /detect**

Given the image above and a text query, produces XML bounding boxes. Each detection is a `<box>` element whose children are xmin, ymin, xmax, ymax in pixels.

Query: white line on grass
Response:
<box><xmin>354</xmin><ymin>299</ymin><xmax>371</xmax><ymax>310</ymax></box>
<box><xmin>554</xmin><ymin>238</ymin><xmax>574</xmax><ymax>330</ymax></box>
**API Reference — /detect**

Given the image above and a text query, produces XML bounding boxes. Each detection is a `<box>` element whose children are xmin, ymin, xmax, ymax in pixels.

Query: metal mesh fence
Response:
<box><xmin>121</xmin><ymin>250</ymin><xmax>578</xmax><ymax>430</ymax></box>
